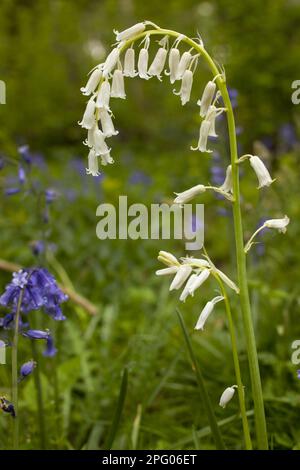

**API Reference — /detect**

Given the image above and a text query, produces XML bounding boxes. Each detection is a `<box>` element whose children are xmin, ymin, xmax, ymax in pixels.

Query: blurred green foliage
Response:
<box><xmin>0</xmin><ymin>0</ymin><xmax>300</xmax><ymax>450</ymax></box>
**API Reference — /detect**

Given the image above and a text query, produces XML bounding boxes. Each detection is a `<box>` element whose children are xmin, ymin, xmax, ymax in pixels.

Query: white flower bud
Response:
<box><xmin>148</xmin><ymin>47</ymin><xmax>168</xmax><ymax>80</ymax></box>
<box><xmin>195</xmin><ymin>296</ymin><xmax>224</xmax><ymax>330</ymax></box>
<box><xmin>219</xmin><ymin>386</ymin><xmax>237</xmax><ymax>408</ymax></box>
<box><xmin>86</xmin><ymin>149</ymin><xmax>100</xmax><ymax>177</ymax></box>
<box><xmin>169</xmin><ymin>265</ymin><xmax>192</xmax><ymax>291</ymax></box>
<box><xmin>155</xmin><ymin>266</ymin><xmax>179</xmax><ymax>276</ymax></box>
<box><xmin>176</xmin><ymin>51</ymin><xmax>192</xmax><ymax>80</ymax></box>
<box><xmin>78</xmin><ymin>97</ymin><xmax>96</xmax><ymax>129</ymax></box>
<box><xmin>197</xmin><ymin>81</ymin><xmax>216</xmax><ymax>118</ymax></box>
<box><xmin>111</xmin><ymin>70</ymin><xmax>126</xmax><ymax>99</ymax></box>
<box><xmin>80</xmin><ymin>67</ymin><xmax>102</xmax><ymax>96</ymax></box>
<box><xmin>219</xmin><ymin>165</ymin><xmax>233</xmax><ymax>193</ymax></box>
<box><xmin>173</xmin><ymin>69</ymin><xmax>193</xmax><ymax>105</ymax></box>
<box><xmin>174</xmin><ymin>184</ymin><xmax>206</xmax><ymax>204</ymax></box>
<box><xmin>167</xmin><ymin>48</ymin><xmax>180</xmax><ymax>84</ymax></box>
<box><xmin>216</xmin><ymin>269</ymin><xmax>239</xmax><ymax>293</ymax></box>
<box><xmin>96</xmin><ymin>81</ymin><xmax>111</xmax><ymax>110</ymax></box>
<box><xmin>123</xmin><ymin>48</ymin><xmax>137</xmax><ymax>77</ymax></box>
<box><xmin>189</xmin><ymin>269</ymin><xmax>210</xmax><ymax>296</ymax></box>
<box><xmin>249</xmin><ymin>155</ymin><xmax>275</xmax><ymax>189</ymax></box>
<box><xmin>93</xmin><ymin>127</ymin><xmax>110</xmax><ymax>156</ymax></box>
<box><xmin>138</xmin><ymin>48</ymin><xmax>150</xmax><ymax>79</ymax></box>
<box><xmin>179</xmin><ymin>274</ymin><xmax>198</xmax><ymax>302</ymax></box>
<box><xmin>115</xmin><ymin>23</ymin><xmax>146</xmax><ymax>42</ymax></box>
<box><xmin>191</xmin><ymin>120</ymin><xmax>212</xmax><ymax>153</ymax></box>
<box><xmin>158</xmin><ymin>251</ymin><xmax>180</xmax><ymax>267</ymax></box>
<box><xmin>264</xmin><ymin>215</ymin><xmax>290</xmax><ymax>233</ymax></box>
<box><xmin>103</xmin><ymin>47</ymin><xmax>120</xmax><ymax>77</ymax></box>
<box><xmin>99</xmin><ymin>109</ymin><xmax>118</xmax><ymax>138</ymax></box>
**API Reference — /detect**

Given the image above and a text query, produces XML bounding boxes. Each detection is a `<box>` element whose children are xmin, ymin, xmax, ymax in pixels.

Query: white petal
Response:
<box><xmin>264</xmin><ymin>215</ymin><xmax>290</xmax><ymax>233</ymax></box>
<box><xmin>115</xmin><ymin>23</ymin><xmax>146</xmax><ymax>42</ymax></box>
<box><xmin>156</xmin><ymin>266</ymin><xmax>179</xmax><ymax>276</ymax></box>
<box><xmin>216</xmin><ymin>269</ymin><xmax>239</xmax><ymax>294</ymax></box>
<box><xmin>158</xmin><ymin>251</ymin><xmax>179</xmax><ymax>267</ymax></box>
<box><xmin>219</xmin><ymin>386</ymin><xmax>237</xmax><ymax>408</ymax></box>
<box><xmin>179</xmin><ymin>274</ymin><xmax>198</xmax><ymax>302</ymax></box>
<box><xmin>249</xmin><ymin>156</ymin><xmax>274</xmax><ymax>189</ymax></box>
<box><xmin>189</xmin><ymin>269</ymin><xmax>210</xmax><ymax>295</ymax></box>
<box><xmin>80</xmin><ymin>68</ymin><xmax>102</xmax><ymax>96</ymax></box>
<box><xmin>169</xmin><ymin>265</ymin><xmax>192</xmax><ymax>291</ymax></box>
<box><xmin>174</xmin><ymin>184</ymin><xmax>206</xmax><ymax>204</ymax></box>
<box><xmin>198</xmin><ymin>81</ymin><xmax>216</xmax><ymax>118</ymax></box>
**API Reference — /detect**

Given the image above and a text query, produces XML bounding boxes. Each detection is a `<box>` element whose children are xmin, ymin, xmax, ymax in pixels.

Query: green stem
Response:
<box><xmin>11</xmin><ymin>289</ymin><xmax>24</xmax><ymax>449</ymax></box>
<box><xmin>117</xmin><ymin>26</ymin><xmax>268</xmax><ymax>449</ymax></box>
<box><xmin>31</xmin><ymin>340</ymin><xmax>46</xmax><ymax>449</ymax></box>
<box><xmin>214</xmin><ymin>274</ymin><xmax>252</xmax><ymax>449</ymax></box>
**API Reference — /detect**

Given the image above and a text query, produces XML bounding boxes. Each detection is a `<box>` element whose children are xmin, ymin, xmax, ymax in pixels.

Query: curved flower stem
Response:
<box><xmin>213</xmin><ymin>273</ymin><xmax>252</xmax><ymax>450</ymax></box>
<box><xmin>117</xmin><ymin>27</ymin><xmax>268</xmax><ymax>449</ymax></box>
<box><xmin>11</xmin><ymin>288</ymin><xmax>24</xmax><ymax>449</ymax></box>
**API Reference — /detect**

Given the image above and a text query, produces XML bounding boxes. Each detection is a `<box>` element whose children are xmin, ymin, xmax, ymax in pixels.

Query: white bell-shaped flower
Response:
<box><xmin>194</xmin><ymin>295</ymin><xmax>224</xmax><ymax>330</ymax></box>
<box><xmin>96</xmin><ymin>81</ymin><xmax>111</xmax><ymax>110</ymax></box>
<box><xmin>111</xmin><ymin>70</ymin><xmax>126</xmax><ymax>99</ymax></box>
<box><xmin>138</xmin><ymin>48</ymin><xmax>150</xmax><ymax>79</ymax></box>
<box><xmin>191</xmin><ymin>120</ymin><xmax>212</xmax><ymax>152</ymax></box>
<box><xmin>156</xmin><ymin>266</ymin><xmax>179</xmax><ymax>276</ymax></box>
<box><xmin>179</xmin><ymin>274</ymin><xmax>198</xmax><ymax>302</ymax></box>
<box><xmin>264</xmin><ymin>215</ymin><xmax>290</xmax><ymax>233</ymax></box>
<box><xmin>169</xmin><ymin>265</ymin><xmax>192</xmax><ymax>291</ymax></box>
<box><xmin>197</xmin><ymin>81</ymin><xmax>216</xmax><ymax>118</ymax></box>
<box><xmin>173</xmin><ymin>69</ymin><xmax>193</xmax><ymax>105</ymax></box>
<box><xmin>219</xmin><ymin>165</ymin><xmax>233</xmax><ymax>193</ymax></box>
<box><xmin>78</xmin><ymin>97</ymin><xmax>96</xmax><ymax>130</ymax></box>
<box><xmin>249</xmin><ymin>155</ymin><xmax>275</xmax><ymax>189</ymax></box>
<box><xmin>115</xmin><ymin>23</ymin><xmax>146</xmax><ymax>42</ymax></box>
<box><xmin>189</xmin><ymin>269</ymin><xmax>210</xmax><ymax>296</ymax></box>
<box><xmin>99</xmin><ymin>109</ymin><xmax>119</xmax><ymax>138</ymax></box>
<box><xmin>174</xmin><ymin>184</ymin><xmax>206</xmax><ymax>204</ymax></box>
<box><xmin>166</xmin><ymin>48</ymin><xmax>180</xmax><ymax>84</ymax></box>
<box><xmin>93</xmin><ymin>127</ymin><xmax>111</xmax><ymax>156</ymax></box>
<box><xmin>148</xmin><ymin>47</ymin><xmax>168</xmax><ymax>80</ymax></box>
<box><xmin>176</xmin><ymin>51</ymin><xmax>192</xmax><ymax>80</ymax></box>
<box><xmin>123</xmin><ymin>47</ymin><xmax>137</xmax><ymax>77</ymax></box>
<box><xmin>86</xmin><ymin>149</ymin><xmax>100</xmax><ymax>176</ymax></box>
<box><xmin>103</xmin><ymin>47</ymin><xmax>120</xmax><ymax>77</ymax></box>
<box><xmin>81</xmin><ymin>67</ymin><xmax>102</xmax><ymax>96</ymax></box>
<box><xmin>158</xmin><ymin>250</ymin><xmax>180</xmax><ymax>267</ymax></box>
<box><xmin>219</xmin><ymin>385</ymin><xmax>237</xmax><ymax>408</ymax></box>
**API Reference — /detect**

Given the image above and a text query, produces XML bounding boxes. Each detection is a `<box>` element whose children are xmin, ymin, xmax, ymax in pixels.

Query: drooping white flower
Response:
<box><xmin>191</xmin><ymin>120</ymin><xmax>212</xmax><ymax>153</ymax></box>
<box><xmin>80</xmin><ymin>67</ymin><xmax>102</xmax><ymax>96</ymax></box>
<box><xmin>103</xmin><ymin>47</ymin><xmax>120</xmax><ymax>77</ymax></box>
<box><xmin>166</xmin><ymin>48</ymin><xmax>180</xmax><ymax>84</ymax></box>
<box><xmin>194</xmin><ymin>295</ymin><xmax>224</xmax><ymax>330</ymax></box>
<box><xmin>86</xmin><ymin>148</ymin><xmax>100</xmax><ymax>176</ymax></box>
<box><xmin>138</xmin><ymin>48</ymin><xmax>150</xmax><ymax>79</ymax></box>
<box><xmin>264</xmin><ymin>215</ymin><xmax>290</xmax><ymax>233</ymax></box>
<box><xmin>115</xmin><ymin>23</ymin><xmax>146</xmax><ymax>42</ymax></box>
<box><xmin>189</xmin><ymin>268</ymin><xmax>210</xmax><ymax>296</ymax></box>
<box><xmin>219</xmin><ymin>165</ymin><xmax>233</xmax><ymax>193</ymax></box>
<box><xmin>96</xmin><ymin>81</ymin><xmax>111</xmax><ymax>110</ymax></box>
<box><xmin>169</xmin><ymin>265</ymin><xmax>192</xmax><ymax>291</ymax></box>
<box><xmin>111</xmin><ymin>70</ymin><xmax>126</xmax><ymax>99</ymax></box>
<box><xmin>78</xmin><ymin>97</ymin><xmax>96</xmax><ymax>129</ymax></box>
<box><xmin>100</xmin><ymin>152</ymin><xmax>114</xmax><ymax>165</ymax></box>
<box><xmin>179</xmin><ymin>274</ymin><xmax>198</xmax><ymax>302</ymax></box>
<box><xmin>92</xmin><ymin>127</ymin><xmax>111</xmax><ymax>156</ymax></box>
<box><xmin>215</xmin><ymin>269</ymin><xmax>239</xmax><ymax>294</ymax></box>
<box><xmin>249</xmin><ymin>155</ymin><xmax>275</xmax><ymax>189</ymax></box>
<box><xmin>205</xmin><ymin>105</ymin><xmax>224</xmax><ymax>137</ymax></box>
<box><xmin>176</xmin><ymin>51</ymin><xmax>192</xmax><ymax>80</ymax></box>
<box><xmin>123</xmin><ymin>47</ymin><xmax>137</xmax><ymax>77</ymax></box>
<box><xmin>174</xmin><ymin>184</ymin><xmax>206</xmax><ymax>204</ymax></box>
<box><xmin>148</xmin><ymin>47</ymin><xmax>168</xmax><ymax>80</ymax></box>
<box><xmin>219</xmin><ymin>385</ymin><xmax>237</xmax><ymax>408</ymax></box>
<box><xmin>197</xmin><ymin>81</ymin><xmax>216</xmax><ymax>118</ymax></box>
<box><xmin>156</xmin><ymin>266</ymin><xmax>179</xmax><ymax>276</ymax></box>
<box><xmin>99</xmin><ymin>109</ymin><xmax>118</xmax><ymax>138</ymax></box>
<box><xmin>158</xmin><ymin>250</ymin><xmax>180</xmax><ymax>267</ymax></box>
<box><xmin>173</xmin><ymin>69</ymin><xmax>193</xmax><ymax>105</ymax></box>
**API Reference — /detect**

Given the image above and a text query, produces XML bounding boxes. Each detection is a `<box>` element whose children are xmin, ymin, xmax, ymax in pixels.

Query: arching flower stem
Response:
<box><xmin>103</xmin><ymin>27</ymin><xmax>268</xmax><ymax>449</ymax></box>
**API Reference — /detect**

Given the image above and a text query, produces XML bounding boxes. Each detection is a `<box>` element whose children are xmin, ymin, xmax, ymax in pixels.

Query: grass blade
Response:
<box><xmin>104</xmin><ymin>367</ymin><xmax>128</xmax><ymax>450</ymax></box>
<box><xmin>176</xmin><ymin>309</ymin><xmax>226</xmax><ymax>450</ymax></box>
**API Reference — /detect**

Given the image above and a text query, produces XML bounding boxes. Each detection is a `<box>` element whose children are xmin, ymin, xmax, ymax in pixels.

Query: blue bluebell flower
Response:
<box><xmin>23</xmin><ymin>329</ymin><xmax>57</xmax><ymax>357</ymax></box>
<box><xmin>45</xmin><ymin>189</ymin><xmax>59</xmax><ymax>204</ymax></box>
<box><xmin>19</xmin><ymin>359</ymin><xmax>36</xmax><ymax>380</ymax></box>
<box><xmin>0</xmin><ymin>397</ymin><xmax>15</xmax><ymax>418</ymax></box>
<box><xmin>18</xmin><ymin>145</ymin><xmax>32</xmax><ymax>164</ymax></box>
<box><xmin>18</xmin><ymin>167</ymin><xmax>26</xmax><ymax>184</ymax></box>
<box><xmin>4</xmin><ymin>188</ymin><xmax>21</xmax><ymax>196</ymax></box>
<box><xmin>297</xmin><ymin>370</ymin><xmax>300</xmax><ymax>380</ymax></box>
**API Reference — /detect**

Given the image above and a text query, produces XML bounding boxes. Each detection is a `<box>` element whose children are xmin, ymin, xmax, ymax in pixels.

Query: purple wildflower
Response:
<box><xmin>18</xmin><ymin>145</ymin><xmax>32</xmax><ymax>164</ymax></box>
<box><xmin>19</xmin><ymin>359</ymin><xmax>36</xmax><ymax>380</ymax></box>
<box><xmin>0</xmin><ymin>397</ymin><xmax>15</xmax><ymax>418</ymax></box>
<box><xmin>4</xmin><ymin>188</ymin><xmax>21</xmax><ymax>196</ymax></box>
<box><xmin>18</xmin><ymin>167</ymin><xmax>26</xmax><ymax>184</ymax></box>
<box><xmin>297</xmin><ymin>370</ymin><xmax>300</xmax><ymax>380</ymax></box>
<box><xmin>45</xmin><ymin>189</ymin><xmax>59</xmax><ymax>204</ymax></box>
<box><xmin>23</xmin><ymin>329</ymin><xmax>57</xmax><ymax>357</ymax></box>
